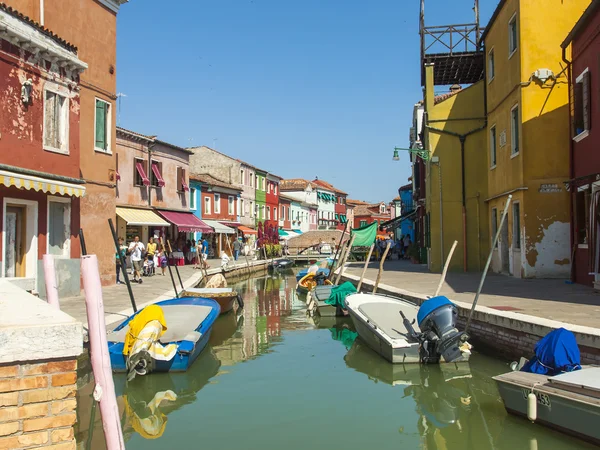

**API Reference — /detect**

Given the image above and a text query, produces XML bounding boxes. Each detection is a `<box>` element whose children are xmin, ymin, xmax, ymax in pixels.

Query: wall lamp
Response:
<box><xmin>392</xmin><ymin>146</ymin><xmax>430</xmax><ymax>161</ymax></box>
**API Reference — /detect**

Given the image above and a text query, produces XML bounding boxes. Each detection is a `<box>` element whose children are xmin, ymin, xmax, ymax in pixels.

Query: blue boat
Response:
<box><xmin>296</xmin><ymin>267</ymin><xmax>330</xmax><ymax>282</ymax></box>
<box><xmin>108</xmin><ymin>297</ymin><xmax>220</xmax><ymax>373</ymax></box>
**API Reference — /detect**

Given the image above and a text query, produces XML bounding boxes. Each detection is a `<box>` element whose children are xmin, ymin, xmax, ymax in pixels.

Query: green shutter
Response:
<box><xmin>95</xmin><ymin>101</ymin><xmax>106</xmax><ymax>149</ymax></box>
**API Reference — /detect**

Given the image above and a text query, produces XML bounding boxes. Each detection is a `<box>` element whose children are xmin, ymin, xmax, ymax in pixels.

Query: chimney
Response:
<box><xmin>450</xmin><ymin>84</ymin><xmax>461</xmax><ymax>93</ymax></box>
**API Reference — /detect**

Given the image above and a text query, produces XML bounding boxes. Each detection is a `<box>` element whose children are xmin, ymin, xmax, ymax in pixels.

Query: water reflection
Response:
<box><xmin>313</xmin><ymin>316</ymin><xmax>358</xmax><ymax>350</ymax></box>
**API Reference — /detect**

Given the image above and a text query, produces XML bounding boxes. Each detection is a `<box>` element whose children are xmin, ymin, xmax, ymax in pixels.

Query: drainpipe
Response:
<box><xmin>426</xmin><ymin>123</ymin><xmax>487</xmax><ymax>272</ymax></box>
<box><xmin>147</xmin><ymin>143</ymin><xmax>154</xmax><ymax>207</ymax></box>
<box><xmin>563</xmin><ymin>46</ymin><xmax>575</xmax><ymax>282</ymax></box>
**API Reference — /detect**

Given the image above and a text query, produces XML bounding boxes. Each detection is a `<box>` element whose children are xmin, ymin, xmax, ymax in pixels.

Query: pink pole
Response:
<box><xmin>81</xmin><ymin>255</ymin><xmax>125</xmax><ymax>450</ymax></box>
<box><xmin>42</xmin><ymin>254</ymin><xmax>60</xmax><ymax>309</ymax></box>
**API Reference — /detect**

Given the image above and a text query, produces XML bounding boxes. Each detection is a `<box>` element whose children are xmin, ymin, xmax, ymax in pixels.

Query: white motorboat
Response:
<box><xmin>344</xmin><ymin>293</ymin><xmax>472</xmax><ymax>364</ymax></box>
<box><xmin>494</xmin><ymin>366</ymin><xmax>600</xmax><ymax>445</ymax></box>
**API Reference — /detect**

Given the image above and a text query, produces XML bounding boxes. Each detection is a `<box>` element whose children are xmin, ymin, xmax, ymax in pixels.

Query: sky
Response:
<box><xmin>116</xmin><ymin>0</ymin><xmax>497</xmax><ymax>203</ymax></box>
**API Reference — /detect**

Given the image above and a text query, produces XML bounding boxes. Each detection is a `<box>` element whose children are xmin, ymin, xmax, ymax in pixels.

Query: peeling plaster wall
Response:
<box><xmin>524</xmin><ymin>220</ymin><xmax>571</xmax><ymax>278</ymax></box>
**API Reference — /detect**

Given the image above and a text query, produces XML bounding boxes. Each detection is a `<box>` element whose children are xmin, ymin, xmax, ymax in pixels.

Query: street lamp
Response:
<box><xmin>392</xmin><ymin>146</ymin><xmax>430</xmax><ymax>161</ymax></box>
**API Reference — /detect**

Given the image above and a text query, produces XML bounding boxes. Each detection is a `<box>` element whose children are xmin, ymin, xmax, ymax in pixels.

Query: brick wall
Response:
<box><xmin>0</xmin><ymin>359</ymin><xmax>78</xmax><ymax>450</ymax></box>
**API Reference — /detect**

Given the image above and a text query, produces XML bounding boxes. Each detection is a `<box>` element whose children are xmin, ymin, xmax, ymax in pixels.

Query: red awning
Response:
<box><xmin>238</xmin><ymin>225</ymin><xmax>257</xmax><ymax>235</ymax></box>
<box><xmin>135</xmin><ymin>162</ymin><xmax>150</xmax><ymax>186</ymax></box>
<box><xmin>220</xmin><ymin>221</ymin><xmax>241</xmax><ymax>227</ymax></box>
<box><xmin>181</xmin><ymin>177</ymin><xmax>189</xmax><ymax>192</ymax></box>
<box><xmin>151</xmin><ymin>163</ymin><xmax>165</xmax><ymax>187</ymax></box>
<box><xmin>157</xmin><ymin>210</ymin><xmax>212</xmax><ymax>233</ymax></box>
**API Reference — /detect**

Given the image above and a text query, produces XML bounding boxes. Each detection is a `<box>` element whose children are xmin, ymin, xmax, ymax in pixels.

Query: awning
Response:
<box><xmin>135</xmin><ymin>162</ymin><xmax>150</xmax><ymax>186</ymax></box>
<box><xmin>116</xmin><ymin>207</ymin><xmax>169</xmax><ymax>227</ymax></box>
<box><xmin>220</xmin><ymin>221</ymin><xmax>241</xmax><ymax>228</ymax></box>
<box><xmin>292</xmin><ymin>229</ymin><xmax>302</xmax><ymax>234</ymax></box>
<box><xmin>151</xmin><ymin>162</ymin><xmax>165</xmax><ymax>187</ymax></box>
<box><xmin>157</xmin><ymin>210</ymin><xmax>212</xmax><ymax>233</ymax></box>
<box><xmin>202</xmin><ymin>219</ymin><xmax>235</xmax><ymax>234</ymax></box>
<box><xmin>0</xmin><ymin>169</ymin><xmax>86</xmax><ymax>198</ymax></box>
<box><xmin>239</xmin><ymin>225</ymin><xmax>257</xmax><ymax>235</ymax></box>
<box><xmin>380</xmin><ymin>210</ymin><xmax>417</xmax><ymax>230</ymax></box>
<box><xmin>278</xmin><ymin>229</ymin><xmax>289</xmax><ymax>237</ymax></box>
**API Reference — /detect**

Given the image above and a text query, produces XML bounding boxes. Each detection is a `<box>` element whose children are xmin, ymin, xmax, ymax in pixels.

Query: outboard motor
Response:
<box><xmin>313</xmin><ymin>271</ymin><xmax>327</xmax><ymax>286</ymax></box>
<box><xmin>416</xmin><ymin>296</ymin><xmax>469</xmax><ymax>363</ymax></box>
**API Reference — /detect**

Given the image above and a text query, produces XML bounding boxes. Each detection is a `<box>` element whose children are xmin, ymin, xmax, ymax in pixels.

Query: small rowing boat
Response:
<box><xmin>181</xmin><ymin>287</ymin><xmax>243</xmax><ymax>315</ymax></box>
<box><xmin>296</xmin><ymin>272</ymin><xmax>332</xmax><ymax>295</ymax></box>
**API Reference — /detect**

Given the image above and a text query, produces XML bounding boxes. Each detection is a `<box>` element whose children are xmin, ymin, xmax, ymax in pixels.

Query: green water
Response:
<box><xmin>75</xmin><ymin>272</ymin><xmax>595</xmax><ymax>449</ymax></box>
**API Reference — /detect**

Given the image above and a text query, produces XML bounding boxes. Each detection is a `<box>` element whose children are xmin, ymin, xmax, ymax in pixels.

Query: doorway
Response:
<box><xmin>500</xmin><ymin>216</ymin><xmax>510</xmax><ymax>274</ymax></box>
<box><xmin>5</xmin><ymin>205</ymin><xmax>26</xmax><ymax>277</ymax></box>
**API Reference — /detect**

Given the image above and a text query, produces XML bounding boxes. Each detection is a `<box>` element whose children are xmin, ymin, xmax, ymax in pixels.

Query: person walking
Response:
<box><xmin>146</xmin><ymin>237</ymin><xmax>157</xmax><ymax>275</ymax></box>
<box><xmin>115</xmin><ymin>237</ymin><xmax>126</xmax><ymax>285</ymax></box>
<box><xmin>156</xmin><ymin>244</ymin><xmax>167</xmax><ymax>276</ymax></box>
<box><xmin>193</xmin><ymin>239</ymin><xmax>202</xmax><ymax>269</ymax></box>
<box><xmin>128</xmin><ymin>235</ymin><xmax>145</xmax><ymax>283</ymax></box>
<box><xmin>403</xmin><ymin>234</ymin><xmax>410</xmax><ymax>260</ymax></box>
<box><xmin>201</xmin><ymin>237</ymin><xmax>210</xmax><ymax>269</ymax></box>
<box><xmin>232</xmin><ymin>238</ymin><xmax>242</xmax><ymax>261</ymax></box>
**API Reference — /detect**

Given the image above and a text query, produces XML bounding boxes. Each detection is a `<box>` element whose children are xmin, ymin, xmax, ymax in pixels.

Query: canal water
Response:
<box><xmin>75</xmin><ymin>272</ymin><xmax>595</xmax><ymax>449</ymax></box>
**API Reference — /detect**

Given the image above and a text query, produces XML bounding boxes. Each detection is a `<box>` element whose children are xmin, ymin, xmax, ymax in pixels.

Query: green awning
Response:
<box><xmin>278</xmin><ymin>229</ymin><xmax>289</xmax><ymax>237</ymax></box>
<box><xmin>335</xmin><ymin>213</ymin><xmax>339</xmax><ymax>220</ymax></box>
<box><xmin>350</xmin><ymin>222</ymin><xmax>377</xmax><ymax>247</ymax></box>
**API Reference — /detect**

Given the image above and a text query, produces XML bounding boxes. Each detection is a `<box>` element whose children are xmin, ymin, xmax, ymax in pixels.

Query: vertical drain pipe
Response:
<box><xmin>460</xmin><ymin>135</ymin><xmax>468</xmax><ymax>272</ymax></box>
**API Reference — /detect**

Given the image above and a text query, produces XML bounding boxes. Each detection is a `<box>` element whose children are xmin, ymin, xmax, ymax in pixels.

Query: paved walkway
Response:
<box><xmin>60</xmin><ymin>258</ymin><xmax>267</xmax><ymax>328</ymax></box>
<box><xmin>343</xmin><ymin>260</ymin><xmax>600</xmax><ymax>328</ymax></box>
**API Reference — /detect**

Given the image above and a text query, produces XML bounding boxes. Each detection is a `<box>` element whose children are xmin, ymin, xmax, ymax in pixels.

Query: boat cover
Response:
<box><xmin>329</xmin><ymin>327</ymin><xmax>358</xmax><ymax>350</ymax></box>
<box><xmin>521</xmin><ymin>327</ymin><xmax>582</xmax><ymax>375</ymax></box>
<box><xmin>324</xmin><ymin>281</ymin><xmax>357</xmax><ymax>308</ymax></box>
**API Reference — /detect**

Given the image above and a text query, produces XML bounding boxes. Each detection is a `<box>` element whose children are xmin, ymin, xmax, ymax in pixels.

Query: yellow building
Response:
<box><xmin>481</xmin><ymin>0</ymin><xmax>589</xmax><ymax>278</ymax></box>
<box><xmin>423</xmin><ymin>65</ymin><xmax>490</xmax><ymax>272</ymax></box>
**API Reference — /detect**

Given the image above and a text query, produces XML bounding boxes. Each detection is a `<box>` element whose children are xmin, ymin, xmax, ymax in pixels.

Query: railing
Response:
<box><xmin>421</xmin><ymin>23</ymin><xmax>481</xmax><ymax>56</ymax></box>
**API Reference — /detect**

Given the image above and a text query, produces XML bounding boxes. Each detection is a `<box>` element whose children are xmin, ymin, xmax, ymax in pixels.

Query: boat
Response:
<box><xmin>345</xmin><ymin>293</ymin><xmax>472</xmax><ymax>364</ymax></box>
<box><xmin>295</xmin><ymin>267</ymin><xmax>330</xmax><ymax>282</ymax></box>
<box><xmin>296</xmin><ymin>272</ymin><xmax>332</xmax><ymax>295</ymax></box>
<box><xmin>107</xmin><ymin>297</ymin><xmax>220</xmax><ymax>374</ymax></box>
<box><xmin>306</xmin><ymin>281</ymin><xmax>356</xmax><ymax>317</ymax></box>
<box><xmin>494</xmin><ymin>367</ymin><xmax>600</xmax><ymax>445</ymax></box>
<box><xmin>268</xmin><ymin>258</ymin><xmax>294</xmax><ymax>272</ymax></box>
<box><xmin>181</xmin><ymin>287</ymin><xmax>242</xmax><ymax>315</ymax></box>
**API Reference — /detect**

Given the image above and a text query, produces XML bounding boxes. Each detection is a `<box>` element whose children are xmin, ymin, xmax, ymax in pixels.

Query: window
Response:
<box><xmin>267</xmin><ymin>206</ymin><xmax>271</xmax><ymax>220</ymax></box>
<box><xmin>204</xmin><ymin>196</ymin><xmax>211</xmax><ymax>214</ymax></box>
<box><xmin>511</xmin><ymin>105</ymin><xmax>519</xmax><ymax>155</ymax></box>
<box><xmin>574</xmin><ymin>69</ymin><xmax>590</xmax><ymax>141</ymax></box>
<box><xmin>274</xmin><ymin>207</ymin><xmax>277</xmax><ymax>221</ymax></box>
<box><xmin>240</xmin><ymin>169</ymin><xmax>245</xmax><ymax>185</ymax></box>
<box><xmin>134</xmin><ymin>158</ymin><xmax>147</xmax><ymax>186</ymax></box>
<box><xmin>214</xmin><ymin>194</ymin><xmax>221</xmax><ymax>213</ymax></box>
<box><xmin>262</xmin><ymin>205</ymin><xmax>266</xmax><ymax>219</ymax></box>
<box><xmin>491</xmin><ymin>208</ymin><xmax>498</xmax><ymax>247</ymax></box>
<box><xmin>360</xmin><ymin>220</ymin><xmax>367</xmax><ymax>227</ymax></box>
<box><xmin>150</xmin><ymin>161</ymin><xmax>164</xmax><ymax>187</ymax></box>
<box><xmin>255</xmin><ymin>175</ymin><xmax>259</xmax><ymax>189</ymax></box>
<box><xmin>95</xmin><ymin>98</ymin><xmax>111</xmax><ymax>152</ymax></box>
<box><xmin>575</xmin><ymin>189</ymin><xmax>590</xmax><ymax>245</ymax></box>
<box><xmin>508</xmin><ymin>14</ymin><xmax>518</xmax><ymax>56</ymax></box>
<box><xmin>262</xmin><ymin>178</ymin><xmax>265</xmax><ymax>191</ymax></box>
<box><xmin>280</xmin><ymin>206</ymin><xmax>284</xmax><ymax>220</ymax></box>
<box><xmin>275</xmin><ymin>185</ymin><xmax>278</xmax><ymax>195</ymax></box>
<box><xmin>240</xmin><ymin>199</ymin><xmax>245</xmax><ymax>217</ymax></box>
<box><xmin>513</xmin><ymin>203</ymin><xmax>521</xmax><ymax>249</ymax></box>
<box><xmin>228</xmin><ymin>196</ymin><xmax>234</xmax><ymax>215</ymax></box>
<box><xmin>44</xmin><ymin>90</ymin><xmax>69</xmax><ymax>153</ymax></box>
<box><xmin>250</xmin><ymin>201</ymin><xmax>255</xmax><ymax>218</ymax></box>
<box><xmin>176</xmin><ymin>167</ymin><xmax>188</xmax><ymax>192</ymax></box>
<box><xmin>47</xmin><ymin>198</ymin><xmax>71</xmax><ymax>257</ymax></box>
<box><xmin>490</xmin><ymin>125</ymin><xmax>497</xmax><ymax>167</ymax></box>
<box><xmin>488</xmin><ymin>48</ymin><xmax>495</xmax><ymax>81</ymax></box>
<box><xmin>190</xmin><ymin>188</ymin><xmax>197</xmax><ymax>210</ymax></box>
<box><xmin>250</xmin><ymin>173</ymin><xmax>254</xmax><ymax>188</ymax></box>
<box><xmin>287</xmin><ymin>207</ymin><xmax>290</xmax><ymax>221</ymax></box>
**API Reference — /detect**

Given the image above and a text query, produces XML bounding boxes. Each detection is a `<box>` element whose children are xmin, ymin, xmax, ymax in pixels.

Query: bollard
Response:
<box><xmin>81</xmin><ymin>255</ymin><xmax>125</xmax><ymax>450</ymax></box>
<box><xmin>42</xmin><ymin>254</ymin><xmax>60</xmax><ymax>309</ymax></box>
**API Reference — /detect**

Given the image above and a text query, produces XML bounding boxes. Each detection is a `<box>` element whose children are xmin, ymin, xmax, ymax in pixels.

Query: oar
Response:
<box><xmin>372</xmin><ymin>241</ymin><xmax>391</xmax><ymax>294</ymax></box>
<box><xmin>357</xmin><ymin>243</ymin><xmax>375</xmax><ymax>292</ymax></box>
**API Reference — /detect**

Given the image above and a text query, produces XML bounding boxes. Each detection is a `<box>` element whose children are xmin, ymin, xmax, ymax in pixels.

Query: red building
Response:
<box><xmin>563</xmin><ymin>0</ymin><xmax>600</xmax><ymax>287</ymax></box>
<box><xmin>348</xmin><ymin>200</ymin><xmax>391</xmax><ymax>230</ymax></box>
<box><xmin>265</xmin><ymin>174</ymin><xmax>282</xmax><ymax>230</ymax></box>
<box><xmin>279</xmin><ymin>195</ymin><xmax>292</xmax><ymax>230</ymax></box>
<box><xmin>192</xmin><ymin>174</ymin><xmax>241</xmax><ymax>257</ymax></box>
<box><xmin>0</xmin><ymin>5</ymin><xmax>87</xmax><ymax>297</ymax></box>
<box><xmin>311</xmin><ymin>179</ymin><xmax>348</xmax><ymax>230</ymax></box>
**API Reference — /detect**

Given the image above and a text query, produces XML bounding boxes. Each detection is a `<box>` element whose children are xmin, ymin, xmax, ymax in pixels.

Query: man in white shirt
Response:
<box><xmin>128</xmin><ymin>236</ymin><xmax>145</xmax><ymax>283</ymax></box>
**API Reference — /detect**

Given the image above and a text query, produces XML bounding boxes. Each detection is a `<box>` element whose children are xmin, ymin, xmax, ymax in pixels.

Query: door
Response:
<box><xmin>500</xmin><ymin>217</ymin><xmax>510</xmax><ymax>274</ymax></box>
<box><xmin>5</xmin><ymin>206</ymin><xmax>26</xmax><ymax>277</ymax></box>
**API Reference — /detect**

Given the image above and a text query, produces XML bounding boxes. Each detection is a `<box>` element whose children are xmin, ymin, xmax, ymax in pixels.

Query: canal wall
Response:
<box><xmin>0</xmin><ymin>281</ymin><xmax>82</xmax><ymax>449</ymax></box>
<box><xmin>340</xmin><ymin>273</ymin><xmax>600</xmax><ymax>364</ymax></box>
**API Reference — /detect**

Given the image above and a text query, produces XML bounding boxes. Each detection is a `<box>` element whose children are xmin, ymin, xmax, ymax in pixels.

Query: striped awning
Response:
<box><xmin>116</xmin><ymin>207</ymin><xmax>170</xmax><ymax>227</ymax></box>
<box><xmin>0</xmin><ymin>169</ymin><xmax>86</xmax><ymax>197</ymax></box>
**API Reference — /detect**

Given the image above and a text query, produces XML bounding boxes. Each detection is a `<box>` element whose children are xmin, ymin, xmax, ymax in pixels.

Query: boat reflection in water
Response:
<box><xmin>312</xmin><ymin>316</ymin><xmax>358</xmax><ymax>350</ymax></box>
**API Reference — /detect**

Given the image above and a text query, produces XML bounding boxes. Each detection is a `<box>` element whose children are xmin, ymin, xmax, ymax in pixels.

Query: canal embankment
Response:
<box><xmin>340</xmin><ymin>260</ymin><xmax>600</xmax><ymax>364</ymax></box>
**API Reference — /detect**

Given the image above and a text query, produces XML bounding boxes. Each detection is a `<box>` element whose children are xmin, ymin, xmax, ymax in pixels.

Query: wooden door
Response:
<box><xmin>5</xmin><ymin>206</ymin><xmax>26</xmax><ymax>277</ymax></box>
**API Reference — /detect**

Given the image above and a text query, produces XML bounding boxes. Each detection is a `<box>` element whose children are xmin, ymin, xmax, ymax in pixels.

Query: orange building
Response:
<box><xmin>5</xmin><ymin>0</ymin><xmax>129</xmax><ymax>285</ymax></box>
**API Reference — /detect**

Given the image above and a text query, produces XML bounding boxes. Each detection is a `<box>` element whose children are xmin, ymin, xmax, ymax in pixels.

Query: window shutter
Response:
<box><xmin>95</xmin><ymin>101</ymin><xmax>106</xmax><ymax>149</ymax></box>
<box><xmin>177</xmin><ymin>167</ymin><xmax>182</xmax><ymax>191</ymax></box>
<box><xmin>583</xmin><ymin>71</ymin><xmax>590</xmax><ymax>131</ymax></box>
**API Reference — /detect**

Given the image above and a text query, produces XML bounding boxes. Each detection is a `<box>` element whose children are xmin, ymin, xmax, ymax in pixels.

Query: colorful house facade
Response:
<box><xmin>562</xmin><ymin>0</ymin><xmax>600</xmax><ymax>287</ymax></box>
<box><xmin>265</xmin><ymin>174</ymin><xmax>282</xmax><ymax>230</ymax></box>
<box><xmin>0</xmin><ymin>5</ymin><xmax>87</xmax><ymax>297</ymax></box>
<box><xmin>312</xmin><ymin>178</ymin><xmax>348</xmax><ymax>230</ymax></box>
<box><xmin>481</xmin><ymin>0</ymin><xmax>589</xmax><ymax>278</ymax></box>
<box><xmin>279</xmin><ymin>179</ymin><xmax>318</xmax><ymax>232</ymax></box>
<box><xmin>254</xmin><ymin>169</ymin><xmax>267</xmax><ymax>228</ymax></box>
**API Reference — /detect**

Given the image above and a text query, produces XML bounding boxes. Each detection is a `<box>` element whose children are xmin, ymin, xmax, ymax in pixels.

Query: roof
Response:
<box><xmin>353</xmin><ymin>202</ymin><xmax>391</xmax><ymax>218</ymax></box>
<box><xmin>347</xmin><ymin>199</ymin><xmax>368</xmax><ymax>206</ymax></box>
<box><xmin>117</xmin><ymin>127</ymin><xmax>155</xmax><ymax>143</ymax></box>
<box><xmin>280</xmin><ymin>178</ymin><xmax>315</xmax><ymax>191</ymax></box>
<box><xmin>562</xmin><ymin>0</ymin><xmax>600</xmax><ymax>48</ymax></box>
<box><xmin>423</xmin><ymin>52</ymin><xmax>484</xmax><ymax>86</ymax></box>
<box><xmin>434</xmin><ymin>88</ymin><xmax>462</xmax><ymax>105</ymax></box>
<box><xmin>186</xmin><ymin>146</ymin><xmax>272</xmax><ymax>175</ymax></box>
<box><xmin>399</xmin><ymin>183</ymin><xmax>412</xmax><ymax>192</ymax></box>
<box><xmin>479</xmin><ymin>0</ymin><xmax>508</xmax><ymax>44</ymax></box>
<box><xmin>154</xmin><ymin>139</ymin><xmax>194</xmax><ymax>155</ymax></box>
<box><xmin>0</xmin><ymin>3</ymin><xmax>78</xmax><ymax>53</ymax></box>
<box><xmin>190</xmin><ymin>173</ymin><xmax>242</xmax><ymax>192</ymax></box>
<box><xmin>311</xmin><ymin>179</ymin><xmax>348</xmax><ymax>195</ymax></box>
<box><xmin>286</xmin><ymin>230</ymin><xmax>348</xmax><ymax>247</ymax></box>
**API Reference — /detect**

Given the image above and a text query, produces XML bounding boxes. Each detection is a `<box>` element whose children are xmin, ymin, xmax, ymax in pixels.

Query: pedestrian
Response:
<box><xmin>232</xmin><ymin>237</ymin><xmax>242</xmax><ymax>261</ymax></box>
<box><xmin>193</xmin><ymin>239</ymin><xmax>202</xmax><ymax>269</ymax></box>
<box><xmin>128</xmin><ymin>235</ymin><xmax>145</xmax><ymax>283</ymax></box>
<box><xmin>115</xmin><ymin>237</ymin><xmax>126</xmax><ymax>285</ymax></box>
<box><xmin>220</xmin><ymin>251</ymin><xmax>230</xmax><ymax>271</ymax></box>
<box><xmin>201</xmin><ymin>236</ymin><xmax>210</xmax><ymax>269</ymax></box>
<box><xmin>403</xmin><ymin>234</ymin><xmax>410</xmax><ymax>259</ymax></box>
<box><xmin>156</xmin><ymin>244</ymin><xmax>167</xmax><ymax>276</ymax></box>
<box><xmin>146</xmin><ymin>237</ymin><xmax>157</xmax><ymax>275</ymax></box>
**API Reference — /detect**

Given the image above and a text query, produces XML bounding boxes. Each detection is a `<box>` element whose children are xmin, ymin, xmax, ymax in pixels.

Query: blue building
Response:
<box><xmin>398</xmin><ymin>183</ymin><xmax>415</xmax><ymax>242</ymax></box>
<box><xmin>189</xmin><ymin>179</ymin><xmax>203</xmax><ymax>243</ymax></box>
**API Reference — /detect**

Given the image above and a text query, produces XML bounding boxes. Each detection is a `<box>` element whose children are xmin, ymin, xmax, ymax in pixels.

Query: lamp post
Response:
<box><xmin>392</xmin><ymin>146</ymin><xmax>430</xmax><ymax>161</ymax></box>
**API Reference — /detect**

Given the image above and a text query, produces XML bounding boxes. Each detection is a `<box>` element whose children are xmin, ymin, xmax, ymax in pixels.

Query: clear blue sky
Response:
<box><xmin>116</xmin><ymin>0</ymin><xmax>496</xmax><ymax>203</ymax></box>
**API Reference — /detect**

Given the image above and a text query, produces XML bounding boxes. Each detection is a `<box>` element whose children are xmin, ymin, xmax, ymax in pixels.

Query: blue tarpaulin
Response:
<box><xmin>521</xmin><ymin>327</ymin><xmax>582</xmax><ymax>375</ymax></box>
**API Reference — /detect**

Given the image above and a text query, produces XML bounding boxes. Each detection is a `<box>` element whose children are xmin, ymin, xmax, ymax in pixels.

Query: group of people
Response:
<box><xmin>374</xmin><ymin>234</ymin><xmax>413</xmax><ymax>261</ymax></box>
<box><xmin>115</xmin><ymin>236</ymin><xmax>170</xmax><ymax>284</ymax></box>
